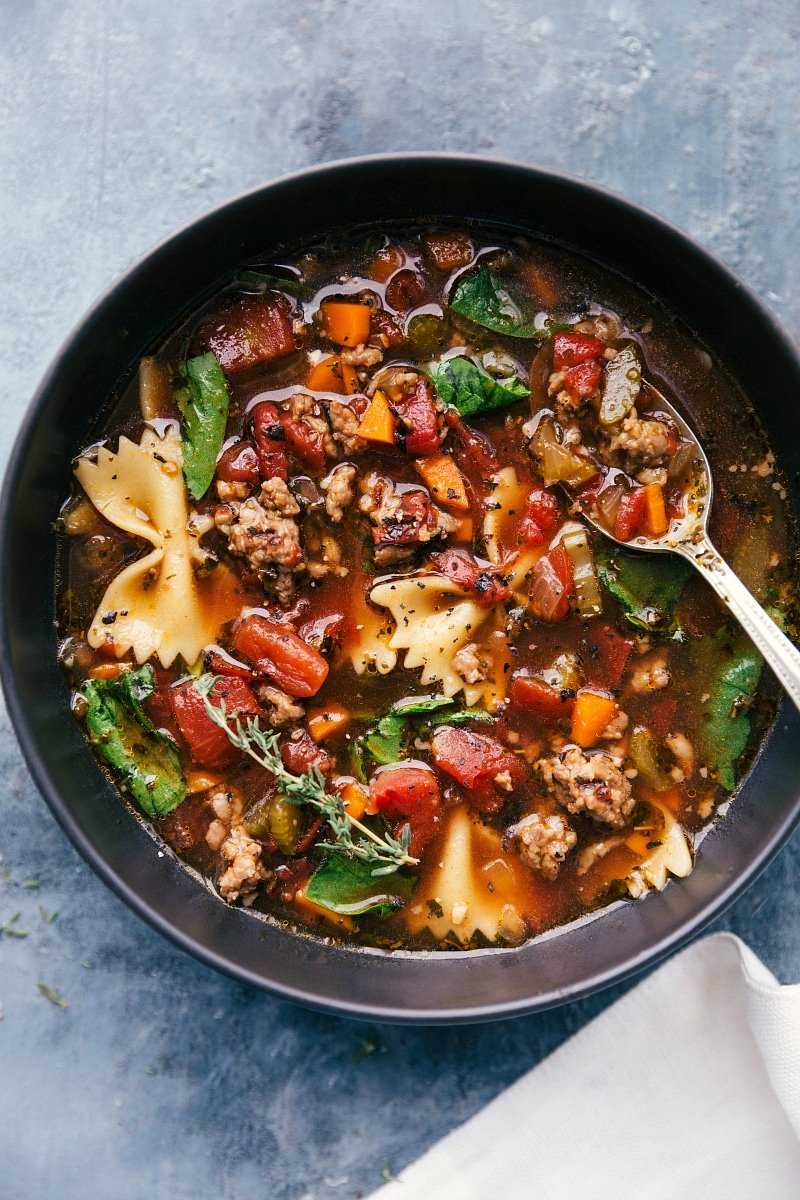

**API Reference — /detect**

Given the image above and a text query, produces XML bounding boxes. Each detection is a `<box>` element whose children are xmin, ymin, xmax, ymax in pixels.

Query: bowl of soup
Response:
<box><xmin>2</xmin><ymin>156</ymin><xmax>799</xmax><ymax>1021</ymax></box>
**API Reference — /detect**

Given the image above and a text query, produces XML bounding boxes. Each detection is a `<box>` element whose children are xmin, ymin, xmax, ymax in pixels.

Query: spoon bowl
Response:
<box><xmin>574</xmin><ymin>381</ymin><xmax>800</xmax><ymax>712</ymax></box>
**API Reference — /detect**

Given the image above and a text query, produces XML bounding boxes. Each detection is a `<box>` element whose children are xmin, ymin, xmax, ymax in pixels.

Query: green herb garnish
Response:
<box><xmin>0</xmin><ymin>912</ymin><xmax>29</xmax><ymax>938</ymax></box>
<box><xmin>177</xmin><ymin>352</ymin><xmax>231</xmax><ymax>500</ymax></box>
<box><xmin>450</xmin><ymin>266</ymin><xmax>538</xmax><ymax>337</ymax></box>
<box><xmin>80</xmin><ymin>665</ymin><xmax>186</xmax><ymax>818</ymax></box>
<box><xmin>194</xmin><ymin>674</ymin><xmax>417</xmax><ymax>875</ymax></box>
<box><xmin>37</xmin><ymin>982</ymin><xmax>68</xmax><ymax>1010</ymax></box>
<box><xmin>429</xmin><ymin>356</ymin><xmax>529</xmax><ymax>418</ymax></box>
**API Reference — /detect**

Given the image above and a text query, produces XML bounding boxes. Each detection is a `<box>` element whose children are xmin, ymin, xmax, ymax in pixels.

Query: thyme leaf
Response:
<box><xmin>193</xmin><ymin>674</ymin><xmax>418</xmax><ymax>875</ymax></box>
<box><xmin>37</xmin><ymin>982</ymin><xmax>68</xmax><ymax>1010</ymax></box>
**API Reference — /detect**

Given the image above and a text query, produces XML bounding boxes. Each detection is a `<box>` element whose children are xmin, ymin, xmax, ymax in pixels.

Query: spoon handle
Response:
<box><xmin>679</xmin><ymin>537</ymin><xmax>800</xmax><ymax>712</ymax></box>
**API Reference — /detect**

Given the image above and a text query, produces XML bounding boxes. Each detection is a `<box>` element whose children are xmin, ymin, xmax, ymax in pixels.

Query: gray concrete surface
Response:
<box><xmin>2</xmin><ymin>2</ymin><xmax>799</xmax><ymax>1197</ymax></box>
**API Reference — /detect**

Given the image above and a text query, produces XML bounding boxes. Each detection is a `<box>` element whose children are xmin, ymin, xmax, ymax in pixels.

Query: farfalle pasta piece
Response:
<box><xmin>369</xmin><ymin>573</ymin><xmax>492</xmax><ymax>705</ymax></box>
<box><xmin>625</xmin><ymin>801</ymin><xmax>693</xmax><ymax>898</ymax></box>
<box><xmin>406</xmin><ymin>807</ymin><xmax>530</xmax><ymax>945</ymax></box>
<box><xmin>74</xmin><ymin>425</ymin><xmax>240</xmax><ymax>667</ymax></box>
<box><xmin>348</xmin><ymin>581</ymin><xmax>398</xmax><ymax>677</ymax></box>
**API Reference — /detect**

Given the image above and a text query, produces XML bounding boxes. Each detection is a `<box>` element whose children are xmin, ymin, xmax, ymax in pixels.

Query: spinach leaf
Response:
<box><xmin>177</xmin><ymin>352</ymin><xmax>231</xmax><ymax>500</ymax></box>
<box><xmin>429</xmin><ymin>356</ymin><xmax>529</xmax><ymax>418</ymax></box>
<box><xmin>390</xmin><ymin>695</ymin><xmax>455</xmax><ymax>716</ymax></box>
<box><xmin>699</xmin><ymin>632</ymin><xmax>764</xmax><ymax>791</ymax></box>
<box><xmin>597</xmin><ymin>549</ymin><xmax>693</xmax><ymax>635</ymax></box>
<box><xmin>450</xmin><ymin>266</ymin><xmax>537</xmax><ymax>338</ymax></box>
<box><xmin>305</xmin><ymin>855</ymin><xmax>417</xmax><ymax>916</ymax></box>
<box><xmin>81</xmin><ymin>666</ymin><xmax>186</xmax><ymax>817</ymax></box>
<box><xmin>363</xmin><ymin>715</ymin><xmax>406</xmax><ymax>766</ymax></box>
<box><xmin>428</xmin><ymin>709</ymin><xmax>495</xmax><ymax>728</ymax></box>
<box><xmin>235</xmin><ymin>270</ymin><xmax>312</xmax><ymax>298</ymax></box>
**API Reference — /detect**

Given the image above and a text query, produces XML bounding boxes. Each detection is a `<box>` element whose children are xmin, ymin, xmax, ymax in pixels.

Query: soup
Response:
<box><xmin>56</xmin><ymin>225</ymin><xmax>798</xmax><ymax>949</ymax></box>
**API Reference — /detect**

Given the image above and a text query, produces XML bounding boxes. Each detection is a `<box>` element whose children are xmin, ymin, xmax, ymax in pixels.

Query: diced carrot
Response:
<box><xmin>366</xmin><ymin>246</ymin><xmax>405</xmax><ymax>282</ymax></box>
<box><xmin>414</xmin><ymin>453</ymin><xmax>470</xmax><ymax>512</ymax></box>
<box><xmin>320</xmin><ymin>301</ymin><xmax>372</xmax><ymax>347</ymax></box>
<box><xmin>88</xmin><ymin>662</ymin><xmax>131</xmax><ymax>681</ymax></box>
<box><xmin>306</xmin><ymin>355</ymin><xmax>360</xmax><ymax>395</ymax></box>
<box><xmin>340</xmin><ymin>781</ymin><xmax>369</xmax><ymax>822</ymax></box>
<box><xmin>307</xmin><ymin>705</ymin><xmax>351</xmax><ymax>743</ymax></box>
<box><xmin>356</xmin><ymin>389</ymin><xmax>397</xmax><ymax>445</ymax></box>
<box><xmin>307</xmin><ymin>356</ymin><xmax>346</xmax><ymax>394</ymax></box>
<box><xmin>185</xmin><ymin>770</ymin><xmax>225</xmax><ymax>795</ymax></box>
<box><xmin>643</xmin><ymin>482</ymin><xmax>669</xmax><ymax>536</ymax></box>
<box><xmin>294</xmin><ymin>888</ymin><xmax>354</xmax><ymax>932</ymax></box>
<box><xmin>571</xmin><ymin>689</ymin><xmax>619</xmax><ymax>749</ymax></box>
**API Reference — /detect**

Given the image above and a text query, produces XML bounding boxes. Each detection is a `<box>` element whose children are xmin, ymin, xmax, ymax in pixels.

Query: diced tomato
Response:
<box><xmin>584</xmin><ymin>624</ymin><xmax>634</xmax><ymax>689</ymax></box>
<box><xmin>529</xmin><ymin>543</ymin><xmax>574</xmax><ymax>621</ymax></box>
<box><xmin>171</xmin><ymin>675</ymin><xmax>259</xmax><ymax>767</ymax></box>
<box><xmin>552</xmin><ymin>332</ymin><xmax>604</xmax><ymax>370</ymax></box>
<box><xmin>573</xmin><ymin>472</ymin><xmax>606</xmax><ymax>507</ymax></box>
<box><xmin>280</xmin><ymin>729</ymin><xmax>332</xmax><ymax>776</ymax></box>
<box><xmin>385</xmin><ymin>269</ymin><xmax>428</xmax><ymax>315</ymax></box>
<box><xmin>648</xmin><ymin>696</ymin><xmax>678</xmax><ymax>740</ymax></box>
<box><xmin>215</xmin><ymin>439</ymin><xmax>260</xmax><ymax>486</ymax></box>
<box><xmin>373</xmin><ymin>489</ymin><xmax>438</xmax><ymax>549</ymax></box>
<box><xmin>431</xmin><ymin>726</ymin><xmax>524</xmax><ymax>813</ymax></box>
<box><xmin>367</xmin><ymin>765</ymin><xmax>442</xmax><ymax>857</ymax></box>
<box><xmin>429</xmin><ymin>548</ymin><xmax>512</xmax><ymax>607</ymax></box>
<box><xmin>295</xmin><ymin>612</ymin><xmax>345</xmax><ymax>654</ymax></box>
<box><xmin>395</xmin><ymin>378</ymin><xmax>440</xmax><ymax>456</ymax></box>
<box><xmin>563</xmin><ymin>359</ymin><xmax>602</xmax><ymax>400</ymax></box>
<box><xmin>519</xmin><ymin>485</ymin><xmax>560</xmax><ymax>546</ymax></box>
<box><xmin>614</xmin><ymin>487</ymin><xmax>648</xmax><ymax>542</ymax></box>
<box><xmin>203</xmin><ymin>645</ymin><xmax>258</xmax><ymax>681</ymax></box>
<box><xmin>231</xmin><ymin>614</ymin><xmax>329</xmax><ymax>698</ymax></box>
<box><xmin>280</xmin><ymin>411</ymin><xmax>328</xmax><ymax>473</ymax></box>
<box><xmin>509</xmin><ymin>674</ymin><xmax>575</xmax><ymax>723</ymax></box>
<box><xmin>445</xmin><ymin>409</ymin><xmax>499</xmax><ymax>476</ymax></box>
<box><xmin>202</xmin><ymin>294</ymin><xmax>299</xmax><ymax>374</ymax></box>
<box><xmin>666</xmin><ymin>484</ymin><xmax>686</xmax><ymax>521</ymax></box>
<box><xmin>370</xmin><ymin>308</ymin><xmax>405</xmax><ymax>347</ymax></box>
<box><xmin>251</xmin><ymin>402</ymin><xmax>288</xmax><ymax>481</ymax></box>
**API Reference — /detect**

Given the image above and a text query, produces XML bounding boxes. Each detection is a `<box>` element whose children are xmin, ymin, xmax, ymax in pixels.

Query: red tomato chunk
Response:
<box><xmin>216</xmin><ymin>439</ymin><xmax>261</xmax><ymax>486</ymax></box>
<box><xmin>231</xmin><ymin>614</ymin><xmax>329</xmax><ymax>698</ymax></box>
<box><xmin>614</xmin><ymin>487</ymin><xmax>648</xmax><ymax>542</ymax></box>
<box><xmin>519</xmin><ymin>485</ymin><xmax>560</xmax><ymax>546</ymax></box>
<box><xmin>368</xmin><ymin>765</ymin><xmax>442</xmax><ymax>857</ymax></box>
<box><xmin>170</xmin><ymin>676</ymin><xmax>259</xmax><ymax>767</ymax></box>
<box><xmin>430</xmin><ymin>548</ymin><xmax>511</xmax><ymax>607</ymax></box>
<box><xmin>202</xmin><ymin>294</ymin><xmax>299</xmax><ymax>374</ymax></box>
<box><xmin>552</xmin><ymin>331</ymin><xmax>604</xmax><ymax>370</ymax></box>
<box><xmin>584</xmin><ymin>624</ymin><xmax>634</xmax><ymax>690</ymax></box>
<box><xmin>509</xmin><ymin>674</ymin><xmax>575</xmax><ymax>723</ymax></box>
<box><xmin>563</xmin><ymin>359</ymin><xmax>602</xmax><ymax>400</ymax></box>
<box><xmin>395</xmin><ymin>378</ymin><xmax>440</xmax><ymax>457</ymax></box>
<box><xmin>431</xmin><ymin>726</ymin><xmax>524</xmax><ymax>812</ymax></box>
<box><xmin>251</xmin><ymin>402</ymin><xmax>288</xmax><ymax>481</ymax></box>
<box><xmin>529</xmin><ymin>543</ymin><xmax>574</xmax><ymax>621</ymax></box>
<box><xmin>281</xmin><ymin>729</ymin><xmax>332</xmax><ymax>776</ymax></box>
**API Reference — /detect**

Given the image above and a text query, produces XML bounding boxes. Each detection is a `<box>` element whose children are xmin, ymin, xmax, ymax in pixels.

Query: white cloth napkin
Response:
<box><xmin>368</xmin><ymin>933</ymin><xmax>800</xmax><ymax>1199</ymax></box>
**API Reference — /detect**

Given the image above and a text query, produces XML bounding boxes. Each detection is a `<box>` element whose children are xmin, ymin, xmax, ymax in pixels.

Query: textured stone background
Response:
<box><xmin>2</xmin><ymin>2</ymin><xmax>799</xmax><ymax>1197</ymax></box>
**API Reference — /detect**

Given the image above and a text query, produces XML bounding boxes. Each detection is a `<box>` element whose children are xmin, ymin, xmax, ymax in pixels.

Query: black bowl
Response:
<box><xmin>2</xmin><ymin>154</ymin><xmax>799</xmax><ymax>1023</ymax></box>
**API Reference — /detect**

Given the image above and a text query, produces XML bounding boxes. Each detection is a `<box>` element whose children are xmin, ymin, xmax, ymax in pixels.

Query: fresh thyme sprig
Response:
<box><xmin>193</xmin><ymin>674</ymin><xmax>417</xmax><ymax>875</ymax></box>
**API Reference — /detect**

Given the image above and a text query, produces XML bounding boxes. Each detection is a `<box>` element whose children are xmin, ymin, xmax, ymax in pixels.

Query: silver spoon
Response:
<box><xmin>578</xmin><ymin>384</ymin><xmax>800</xmax><ymax>712</ymax></box>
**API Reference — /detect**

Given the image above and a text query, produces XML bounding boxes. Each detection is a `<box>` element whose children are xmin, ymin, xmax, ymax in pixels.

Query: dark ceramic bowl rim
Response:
<box><xmin>2</xmin><ymin>153</ymin><xmax>799</xmax><ymax>1023</ymax></box>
